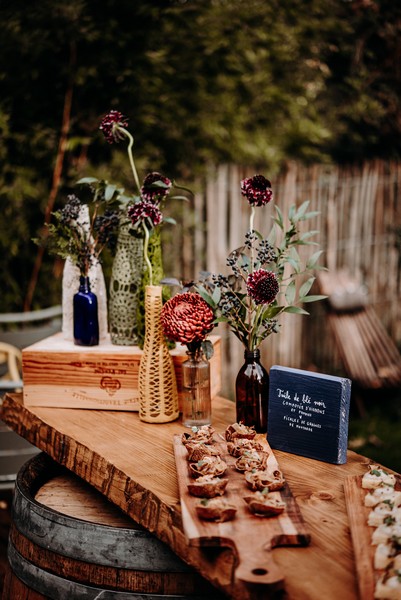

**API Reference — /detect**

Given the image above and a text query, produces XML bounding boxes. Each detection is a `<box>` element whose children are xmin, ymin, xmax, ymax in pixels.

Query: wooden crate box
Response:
<box><xmin>22</xmin><ymin>333</ymin><xmax>221</xmax><ymax>411</ymax></box>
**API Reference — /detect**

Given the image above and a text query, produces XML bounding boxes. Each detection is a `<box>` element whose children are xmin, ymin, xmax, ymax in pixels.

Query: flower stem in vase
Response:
<box><xmin>142</xmin><ymin>221</ymin><xmax>153</xmax><ymax>286</ymax></box>
<box><xmin>182</xmin><ymin>348</ymin><xmax>211</xmax><ymax>428</ymax></box>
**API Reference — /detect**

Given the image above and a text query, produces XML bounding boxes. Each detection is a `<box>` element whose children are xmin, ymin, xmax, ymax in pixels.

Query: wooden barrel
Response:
<box><xmin>3</xmin><ymin>453</ymin><xmax>224</xmax><ymax>599</ymax></box>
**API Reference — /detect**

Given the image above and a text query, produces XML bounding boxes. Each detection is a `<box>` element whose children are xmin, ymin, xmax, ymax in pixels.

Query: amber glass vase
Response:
<box><xmin>235</xmin><ymin>349</ymin><xmax>268</xmax><ymax>433</ymax></box>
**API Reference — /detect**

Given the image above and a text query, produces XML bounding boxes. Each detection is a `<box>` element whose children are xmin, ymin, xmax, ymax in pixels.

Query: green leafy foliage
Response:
<box><xmin>196</xmin><ymin>201</ymin><xmax>326</xmax><ymax>350</ymax></box>
<box><xmin>39</xmin><ymin>194</ymin><xmax>119</xmax><ymax>276</ymax></box>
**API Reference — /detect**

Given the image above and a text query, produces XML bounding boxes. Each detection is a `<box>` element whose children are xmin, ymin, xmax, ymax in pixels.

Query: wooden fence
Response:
<box><xmin>164</xmin><ymin>161</ymin><xmax>401</xmax><ymax>398</ymax></box>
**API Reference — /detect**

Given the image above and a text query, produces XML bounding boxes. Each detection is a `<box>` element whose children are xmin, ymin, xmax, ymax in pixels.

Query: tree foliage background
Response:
<box><xmin>1</xmin><ymin>0</ymin><xmax>401</xmax><ymax>311</ymax></box>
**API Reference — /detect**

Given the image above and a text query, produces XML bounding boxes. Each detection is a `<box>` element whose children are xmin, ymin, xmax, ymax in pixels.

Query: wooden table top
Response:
<box><xmin>0</xmin><ymin>393</ymin><xmax>378</xmax><ymax>600</ymax></box>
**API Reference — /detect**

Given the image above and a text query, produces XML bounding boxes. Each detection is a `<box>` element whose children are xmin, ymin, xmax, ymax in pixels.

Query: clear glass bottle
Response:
<box><xmin>235</xmin><ymin>348</ymin><xmax>268</xmax><ymax>433</ymax></box>
<box><xmin>182</xmin><ymin>348</ymin><xmax>212</xmax><ymax>428</ymax></box>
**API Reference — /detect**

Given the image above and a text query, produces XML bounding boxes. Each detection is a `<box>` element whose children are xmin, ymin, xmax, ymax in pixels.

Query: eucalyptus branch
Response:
<box><xmin>195</xmin><ymin>189</ymin><xmax>325</xmax><ymax>352</ymax></box>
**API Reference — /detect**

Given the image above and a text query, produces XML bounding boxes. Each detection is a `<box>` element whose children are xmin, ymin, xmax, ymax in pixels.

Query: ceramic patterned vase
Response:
<box><xmin>108</xmin><ymin>220</ymin><xmax>143</xmax><ymax>345</ymax></box>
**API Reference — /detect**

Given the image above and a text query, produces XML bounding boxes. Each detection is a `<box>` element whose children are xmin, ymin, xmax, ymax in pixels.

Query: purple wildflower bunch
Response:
<box><xmin>45</xmin><ymin>194</ymin><xmax>119</xmax><ymax>277</ymax></box>
<box><xmin>196</xmin><ymin>177</ymin><xmax>326</xmax><ymax>350</ymax></box>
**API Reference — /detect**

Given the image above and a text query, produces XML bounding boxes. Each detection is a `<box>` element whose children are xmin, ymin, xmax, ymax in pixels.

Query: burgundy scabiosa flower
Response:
<box><xmin>141</xmin><ymin>172</ymin><xmax>172</xmax><ymax>204</ymax></box>
<box><xmin>246</xmin><ymin>269</ymin><xmax>279</xmax><ymax>305</ymax></box>
<box><xmin>128</xmin><ymin>201</ymin><xmax>163</xmax><ymax>228</ymax></box>
<box><xmin>241</xmin><ymin>175</ymin><xmax>273</xmax><ymax>207</ymax></box>
<box><xmin>161</xmin><ymin>293</ymin><xmax>215</xmax><ymax>345</ymax></box>
<box><xmin>99</xmin><ymin>110</ymin><xmax>129</xmax><ymax>144</ymax></box>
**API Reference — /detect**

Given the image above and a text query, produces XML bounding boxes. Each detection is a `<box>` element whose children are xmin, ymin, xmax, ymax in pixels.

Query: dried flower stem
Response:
<box><xmin>142</xmin><ymin>221</ymin><xmax>153</xmax><ymax>286</ymax></box>
<box><xmin>249</xmin><ymin>205</ymin><xmax>256</xmax><ymax>235</ymax></box>
<box><xmin>117</xmin><ymin>127</ymin><xmax>141</xmax><ymax>195</ymax></box>
<box><xmin>247</xmin><ymin>205</ymin><xmax>256</xmax><ymax>344</ymax></box>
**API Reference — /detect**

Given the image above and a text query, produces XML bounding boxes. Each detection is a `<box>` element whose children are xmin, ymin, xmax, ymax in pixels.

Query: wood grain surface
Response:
<box><xmin>22</xmin><ymin>333</ymin><xmax>222</xmax><ymax>411</ymax></box>
<box><xmin>174</xmin><ymin>433</ymin><xmax>310</xmax><ymax>590</ymax></box>
<box><xmin>344</xmin><ymin>474</ymin><xmax>401</xmax><ymax>600</ymax></box>
<box><xmin>0</xmin><ymin>392</ymin><xmax>383</xmax><ymax>600</ymax></box>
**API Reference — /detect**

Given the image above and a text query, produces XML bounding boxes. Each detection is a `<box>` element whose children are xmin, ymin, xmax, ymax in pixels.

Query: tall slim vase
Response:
<box><xmin>108</xmin><ymin>220</ymin><xmax>143</xmax><ymax>345</ymax></box>
<box><xmin>139</xmin><ymin>285</ymin><xmax>179</xmax><ymax>423</ymax></box>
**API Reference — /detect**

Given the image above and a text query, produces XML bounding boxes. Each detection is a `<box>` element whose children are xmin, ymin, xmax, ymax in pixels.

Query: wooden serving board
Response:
<box><xmin>344</xmin><ymin>474</ymin><xmax>401</xmax><ymax>600</ymax></box>
<box><xmin>173</xmin><ymin>433</ymin><xmax>311</xmax><ymax>591</ymax></box>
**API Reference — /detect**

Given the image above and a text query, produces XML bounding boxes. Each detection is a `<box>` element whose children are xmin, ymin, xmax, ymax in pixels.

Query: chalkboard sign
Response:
<box><xmin>267</xmin><ymin>366</ymin><xmax>351</xmax><ymax>464</ymax></box>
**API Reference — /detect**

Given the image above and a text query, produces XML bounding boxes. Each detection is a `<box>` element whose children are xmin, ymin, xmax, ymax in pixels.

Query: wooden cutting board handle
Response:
<box><xmin>234</xmin><ymin>540</ymin><xmax>284</xmax><ymax>586</ymax></box>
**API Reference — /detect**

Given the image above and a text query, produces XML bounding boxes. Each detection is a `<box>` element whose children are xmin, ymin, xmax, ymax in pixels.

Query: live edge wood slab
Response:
<box><xmin>0</xmin><ymin>393</ymin><xmax>385</xmax><ymax>600</ymax></box>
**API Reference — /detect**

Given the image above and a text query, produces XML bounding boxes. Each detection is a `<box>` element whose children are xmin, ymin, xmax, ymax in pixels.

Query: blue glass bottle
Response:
<box><xmin>73</xmin><ymin>276</ymin><xmax>99</xmax><ymax>346</ymax></box>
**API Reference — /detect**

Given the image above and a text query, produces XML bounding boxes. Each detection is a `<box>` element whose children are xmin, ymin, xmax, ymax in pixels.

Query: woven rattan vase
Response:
<box><xmin>139</xmin><ymin>285</ymin><xmax>179</xmax><ymax>423</ymax></box>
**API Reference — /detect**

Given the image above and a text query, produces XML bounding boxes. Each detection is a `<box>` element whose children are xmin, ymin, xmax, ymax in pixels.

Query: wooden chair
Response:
<box><xmin>0</xmin><ymin>307</ymin><xmax>60</xmax><ymax>488</ymax></box>
<box><xmin>317</xmin><ymin>271</ymin><xmax>401</xmax><ymax>396</ymax></box>
<box><xmin>0</xmin><ymin>305</ymin><xmax>62</xmax><ymax>350</ymax></box>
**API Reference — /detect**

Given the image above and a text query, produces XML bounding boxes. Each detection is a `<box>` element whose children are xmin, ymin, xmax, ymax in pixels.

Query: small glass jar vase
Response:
<box><xmin>235</xmin><ymin>349</ymin><xmax>268</xmax><ymax>433</ymax></box>
<box><xmin>181</xmin><ymin>347</ymin><xmax>212</xmax><ymax>428</ymax></box>
<box><xmin>73</xmin><ymin>276</ymin><xmax>99</xmax><ymax>346</ymax></box>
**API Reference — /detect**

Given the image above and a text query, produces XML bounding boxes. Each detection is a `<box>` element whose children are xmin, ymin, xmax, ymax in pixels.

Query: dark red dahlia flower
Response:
<box><xmin>128</xmin><ymin>201</ymin><xmax>163</xmax><ymax>228</ymax></box>
<box><xmin>99</xmin><ymin>110</ymin><xmax>129</xmax><ymax>144</ymax></box>
<box><xmin>241</xmin><ymin>175</ymin><xmax>273</xmax><ymax>207</ymax></box>
<box><xmin>141</xmin><ymin>172</ymin><xmax>172</xmax><ymax>204</ymax></box>
<box><xmin>161</xmin><ymin>293</ymin><xmax>215</xmax><ymax>345</ymax></box>
<box><xmin>246</xmin><ymin>269</ymin><xmax>279</xmax><ymax>305</ymax></box>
